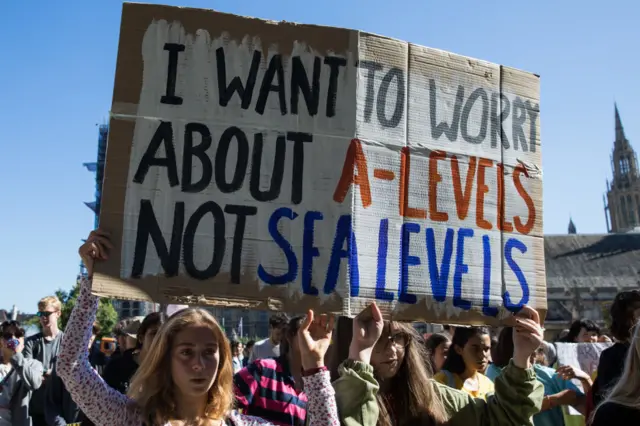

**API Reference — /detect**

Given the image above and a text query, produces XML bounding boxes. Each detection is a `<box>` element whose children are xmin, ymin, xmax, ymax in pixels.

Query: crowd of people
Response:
<box><xmin>0</xmin><ymin>229</ymin><xmax>638</xmax><ymax>426</ymax></box>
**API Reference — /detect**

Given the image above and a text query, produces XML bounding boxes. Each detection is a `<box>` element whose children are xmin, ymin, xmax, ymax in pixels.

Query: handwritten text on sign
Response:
<box><xmin>111</xmin><ymin>10</ymin><xmax>544</xmax><ymax>322</ymax></box>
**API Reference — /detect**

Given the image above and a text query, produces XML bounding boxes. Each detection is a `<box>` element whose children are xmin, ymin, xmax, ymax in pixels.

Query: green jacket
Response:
<box><xmin>333</xmin><ymin>360</ymin><xmax>544</xmax><ymax>426</ymax></box>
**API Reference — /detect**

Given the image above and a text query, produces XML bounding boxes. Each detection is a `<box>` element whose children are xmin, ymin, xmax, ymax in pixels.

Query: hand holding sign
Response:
<box><xmin>298</xmin><ymin>310</ymin><xmax>334</xmax><ymax>370</ymax></box>
<box><xmin>507</xmin><ymin>305</ymin><xmax>543</xmax><ymax>370</ymax></box>
<box><xmin>349</xmin><ymin>303</ymin><xmax>384</xmax><ymax>364</ymax></box>
<box><xmin>79</xmin><ymin>229</ymin><xmax>112</xmax><ymax>277</ymax></box>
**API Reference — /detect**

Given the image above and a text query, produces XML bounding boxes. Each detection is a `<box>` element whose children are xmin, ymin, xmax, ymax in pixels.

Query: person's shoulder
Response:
<box><xmin>602</xmin><ymin>342</ymin><xmax>627</xmax><ymax>357</ymax></box>
<box><xmin>593</xmin><ymin>401</ymin><xmax>636</xmax><ymax>422</ymax></box>
<box><xmin>253</xmin><ymin>338</ymin><xmax>269</xmax><ymax>347</ymax></box>
<box><xmin>534</xmin><ymin>364</ymin><xmax>556</xmax><ymax>377</ymax></box>
<box><xmin>253</xmin><ymin>356</ymin><xmax>280</xmax><ymax>369</ymax></box>
<box><xmin>433</xmin><ymin>371</ymin><xmax>447</xmax><ymax>383</ymax></box>
<box><xmin>25</xmin><ymin>333</ymin><xmax>43</xmax><ymax>343</ymax></box>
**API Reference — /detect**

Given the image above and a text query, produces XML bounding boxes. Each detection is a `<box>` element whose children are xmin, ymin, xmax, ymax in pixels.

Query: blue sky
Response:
<box><xmin>2</xmin><ymin>0</ymin><xmax>639</xmax><ymax>312</ymax></box>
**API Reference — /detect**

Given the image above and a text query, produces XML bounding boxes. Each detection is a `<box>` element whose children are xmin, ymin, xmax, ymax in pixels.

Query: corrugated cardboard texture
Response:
<box><xmin>95</xmin><ymin>2</ymin><xmax>545</xmax><ymax>324</ymax></box>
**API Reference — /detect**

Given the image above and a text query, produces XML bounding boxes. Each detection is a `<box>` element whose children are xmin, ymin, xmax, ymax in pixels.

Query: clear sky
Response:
<box><xmin>2</xmin><ymin>0</ymin><xmax>639</xmax><ymax>312</ymax></box>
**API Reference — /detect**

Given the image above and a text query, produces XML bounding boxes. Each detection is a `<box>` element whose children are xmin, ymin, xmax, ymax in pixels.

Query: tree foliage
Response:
<box><xmin>57</xmin><ymin>282</ymin><xmax>118</xmax><ymax>337</ymax></box>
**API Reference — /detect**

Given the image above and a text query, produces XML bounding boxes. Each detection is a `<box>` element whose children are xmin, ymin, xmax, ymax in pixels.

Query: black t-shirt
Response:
<box><xmin>102</xmin><ymin>348</ymin><xmax>139</xmax><ymax>394</ymax></box>
<box><xmin>592</xmin><ymin>342</ymin><xmax>629</xmax><ymax>406</ymax></box>
<box><xmin>592</xmin><ymin>402</ymin><xmax>640</xmax><ymax>426</ymax></box>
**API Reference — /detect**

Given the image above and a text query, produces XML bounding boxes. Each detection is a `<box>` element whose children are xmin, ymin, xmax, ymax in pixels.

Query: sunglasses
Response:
<box><xmin>37</xmin><ymin>311</ymin><xmax>57</xmax><ymax>318</ymax></box>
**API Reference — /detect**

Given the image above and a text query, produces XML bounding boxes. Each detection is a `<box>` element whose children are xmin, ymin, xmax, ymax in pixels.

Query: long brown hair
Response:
<box><xmin>127</xmin><ymin>308</ymin><xmax>233</xmax><ymax>424</ymax></box>
<box><xmin>330</xmin><ymin>319</ymin><xmax>448</xmax><ymax>425</ymax></box>
<box><xmin>376</xmin><ymin>322</ymin><xmax>448</xmax><ymax>426</ymax></box>
<box><xmin>592</xmin><ymin>324</ymin><xmax>640</xmax><ymax>422</ymax></box>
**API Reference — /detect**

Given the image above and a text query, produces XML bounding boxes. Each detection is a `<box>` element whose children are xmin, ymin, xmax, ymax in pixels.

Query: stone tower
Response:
<box><xmin>604</xmin><ymin>104</ymin><xmax>640</xmax><ymax>232</ymax></box>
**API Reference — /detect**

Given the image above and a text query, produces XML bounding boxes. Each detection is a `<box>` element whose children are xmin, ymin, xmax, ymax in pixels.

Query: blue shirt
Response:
<box><xmin>484</xmin><ymin>363</ymin><xmax>502</xmax><ymax>382</ymax></box>
<box><xmin>486</xmin><ymin>364</ymin><xmax>582</xmax><ymax>426</ymax></box>
<box><xmin>532</xmin><ymin>364</ymin><xmax>583</xmax><ymax>426</ymax></box>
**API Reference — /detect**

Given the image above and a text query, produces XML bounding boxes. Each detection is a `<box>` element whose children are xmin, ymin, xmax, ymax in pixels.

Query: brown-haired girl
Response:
<box><xmin>332</xmin><ymin>303</ymin><xmax>545</xmax><ymax>425</ymax></box>
<box><xmin>57</xmin><ymin>230</ymin><xmax>340</xmax><ymax>426</ymax></box>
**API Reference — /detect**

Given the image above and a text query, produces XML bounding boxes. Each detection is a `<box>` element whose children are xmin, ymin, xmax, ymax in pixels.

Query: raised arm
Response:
<box><xmin>297</xmin><ymin>310</ymin><xmax>340</xmax><ymax>425</ymax></box>
<box><xmin>331</xmin><ymin>302</ymin><xmax>385</xmax><ymax>426</ymax></box>
<box><xmin>332</xmin><ymin>360</ymin><xmax>380</xmax><ymax>426</ymax></box>
<box><xmin>57</xmin><ymin>232</ymin><xmax>141</xmax><ymax>426</ymax></box>
<box><xmin>304</xmin><ymin>369</ymin><xmax>340</xmax><ymax>426</ymax></box>
<box><xmin>435</xmin><ymin>360</ymin><xmax>543</xmax><ymax>425</ymax></box>
<box><xmin>440</xmin><ymin>307</ymin><xmax>545</xmax><ymax>425</ymax></box>
<box><xmin>57</xmin><ymin>278</ymin><xmax>140</xmax><ymax>426</ymax></box>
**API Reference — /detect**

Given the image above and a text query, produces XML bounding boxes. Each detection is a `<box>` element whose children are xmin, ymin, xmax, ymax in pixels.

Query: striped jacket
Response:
<box><xmin>233</xmin><ymin>356</ymin><xmax>307</xmax><ymax>426</ymax></box>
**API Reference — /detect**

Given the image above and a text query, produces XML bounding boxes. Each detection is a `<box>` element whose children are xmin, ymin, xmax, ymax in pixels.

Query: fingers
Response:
<box><xmin>515</xmin><ymin>318</ymin><xmax>541</xmax><ymax>336</ymax></box>
<box><xmin>92</xmin><ymin>235</ymin><xmax>114</xmax><ymax>249</ymax></box>
<box><xmin>315</xmin><ymin>314</ymin><xmax>335</xmax><ymax>333</ymax></box>
<box><xmin>556</xmin><ymin>365</ymin><xmax>575</xmax><ymax>376</ymax></box>
<box><xmin>515</xmin><ymin>305</ymin><xmax>540</xmax><ymax>325</ymax></box>
<box><xmin>89</xmin><ymin>229</ymin><xmax>110</xmax><ymax>239</ymax></box>
<box><xmin>327</xmin><ymin>314</ymin><xmax>335</xmax><ymax>332</ymax></box>
<box><xmin>300</xmin><ymin>310</ymin><xmax>314</xmax><ymax>333</ymax></box>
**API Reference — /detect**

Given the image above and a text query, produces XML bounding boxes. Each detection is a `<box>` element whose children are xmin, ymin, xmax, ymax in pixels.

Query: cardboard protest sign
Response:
<box><xmin>556</xmin><ymin>342</ymin><xmax>612</xmax><ymax>415</ymax></box>
<box><xmin>94</xmin><ymin>2</ymin><xmax>545</xmax><ymax>324</ymax></box>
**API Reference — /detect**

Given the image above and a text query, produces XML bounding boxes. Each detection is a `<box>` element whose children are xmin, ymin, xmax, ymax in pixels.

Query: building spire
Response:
<box><xmin>615</xmin><ymin>102</ymin><xmax>626</xmax><ymax>143</ymax></box>
<box><xmin>568</xmin><ymin>217</ymin><xmax>577</xmax><ymax>234</ymax></box>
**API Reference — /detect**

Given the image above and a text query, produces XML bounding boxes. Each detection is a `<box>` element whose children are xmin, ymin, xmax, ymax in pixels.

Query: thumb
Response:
<box><xmin>300</xmin><ymin>310</ymin><xmax>314</xmax><ymax>334</ymax></box>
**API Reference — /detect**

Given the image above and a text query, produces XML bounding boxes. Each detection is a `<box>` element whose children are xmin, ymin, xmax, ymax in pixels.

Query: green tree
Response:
<box><xmin>57</xmin><ymin>282</ymin><xmax>118</xmax><ymax>337</ymax></box>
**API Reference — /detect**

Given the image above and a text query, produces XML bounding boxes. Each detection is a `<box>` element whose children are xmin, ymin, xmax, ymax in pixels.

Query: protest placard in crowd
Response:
<box><xmin>93</xmin><ymin>3</ymin><xmax>544</xmax><ymax>324</ymax></box>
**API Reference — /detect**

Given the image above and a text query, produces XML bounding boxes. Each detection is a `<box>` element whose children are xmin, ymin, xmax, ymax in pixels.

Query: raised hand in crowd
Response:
<box><xmin>78</xmin><ymin>229</ymin><xmax>112</xmax><ymax>277</ymax></box>
<box><xmin>557</xmin><ymin>364</ymin><xmax>593</xmax><ymax>390</ymax></box>
<box><xmin>297</xmin><ymin>310</ymin><xmax>335</xmax><ymax>370</ymax></box>
<box><xmin>508</xmin><ymin>305</ymin><xmax>544</xmax><ymax>369</ymax></box>
<box><xmin>348</xmin><ymin>303</ymin><xmax>384</xmax><ymax>364</ymax></box>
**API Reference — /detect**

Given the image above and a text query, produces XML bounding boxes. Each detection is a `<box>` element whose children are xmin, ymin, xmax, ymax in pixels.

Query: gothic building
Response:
<box><xmin>604</xmin><ymin>105</ymin><xmax>640</xmax><ymax>232</ymax></box>
<box><xmin>543</xmin><ymin>105</ymin><xmax>640</xmax><ymax>339</ymax></box>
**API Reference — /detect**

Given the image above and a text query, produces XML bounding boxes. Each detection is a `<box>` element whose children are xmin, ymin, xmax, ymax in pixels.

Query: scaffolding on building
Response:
<box><xmin>80</xmin><ymin>124</ymin><xmax>155</xmax><ymax>318</ymax></box>
<box><xmin>79</xmin><ymin>124</ymin><xmax>108</xmax><ymax>278</ymax></box>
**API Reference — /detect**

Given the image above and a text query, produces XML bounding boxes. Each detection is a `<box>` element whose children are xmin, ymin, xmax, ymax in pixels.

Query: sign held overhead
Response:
<box><xmin>95</xmin><ymin>2</ymin><xmax>545</xmax><ymax>324</ymax></box>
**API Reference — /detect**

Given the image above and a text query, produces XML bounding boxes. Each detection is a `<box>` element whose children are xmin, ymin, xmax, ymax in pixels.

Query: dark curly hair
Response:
<box><xmin>269</xmin><ymin>313</ymin><xmax>289</xmax><ymax>329</ymax></box>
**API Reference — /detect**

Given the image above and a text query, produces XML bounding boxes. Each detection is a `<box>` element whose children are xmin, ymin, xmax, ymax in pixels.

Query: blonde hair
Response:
<box><xmin>127</xmin><ymin>308</ymin><xmax>233</xmax><ymax>424</ymax></box>
<box><xmin>592</xmin><ymin>323</ymin><xmax>640</xmax><ymax>419</ymax></box>
<box><xmin>38</xmin><ymin>296</ymin><xmax>62</xmax><ymax>312</ymax></box>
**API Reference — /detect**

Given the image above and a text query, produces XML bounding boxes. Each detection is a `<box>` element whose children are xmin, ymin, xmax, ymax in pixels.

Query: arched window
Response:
<box><xmin>620</xmin><ymin>156</ymin><xmax>631</xmax><ymax>175</ymax></box>
<box><xmin>621</xmin><ymin>196</ymin><xmax>627</xmax><ymax>227</ymax></box>
<box><xmin>628</xmin><ymin>194</ymin><xmax>636</xmax><ymax>226</ymax></box>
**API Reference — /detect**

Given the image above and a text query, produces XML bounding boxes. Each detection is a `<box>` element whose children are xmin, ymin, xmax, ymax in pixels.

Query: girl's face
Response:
<box><xmin>456</xmin><ymin>333</ymin><xmax>491</xmax><ymax>374</ymax></box>
<box><xmin>171</xmin><ymin>325</ymin><xmax>220</xmax><ymax>398</ymax></box>
<box><xmin>432</xmin><ymin>341</ymin><xmax>450</xmax><ymax>373</ymax></box>
<box><xmin>370</xmin><ymin>324</ymin><xmax>408</xmax><ymax>380</ymax></box>
<box><xmin>577</xmin><ymin>328</ymin><xmax>598</xmax><ymax>343</ymax></box>
<box><xmin>232</xmin><ymin>344</ymin><xmax>243</xmax><ymax>357</ymax></box>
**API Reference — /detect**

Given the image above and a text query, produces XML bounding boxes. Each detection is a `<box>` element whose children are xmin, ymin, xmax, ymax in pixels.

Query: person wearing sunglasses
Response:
<box><xmin>0</xmin><ymin>321</ymin><xmax>45</xmax><ymax>426</ymax></box>
<box><xmin>22</xmin><ymin>296</ymin><xmax>64</xmax><ymax>426</ymax></box>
